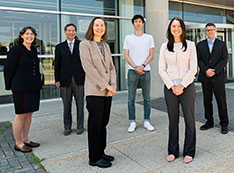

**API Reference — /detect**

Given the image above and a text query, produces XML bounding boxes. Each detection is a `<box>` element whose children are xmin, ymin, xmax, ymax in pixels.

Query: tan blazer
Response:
<box><xmin>79</xmin><ymin>40</ymin><xmax>116</xmax><ymax>96</ymax></box>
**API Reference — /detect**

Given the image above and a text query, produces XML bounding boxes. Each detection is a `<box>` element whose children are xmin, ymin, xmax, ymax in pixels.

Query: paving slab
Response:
<box><xmin>29</xmin><ymin>102</ymin><xmax>234</xmax><ymax>173</ymax></box>
<box><xmin>0</xmin><ymin>121</ymin><xmax>46</xmax><ymax>173</ymax></box>
<box><xmin>1</xmin><ymin>84</ymin><xmax>234</xmax><ymax>173</ymax></box>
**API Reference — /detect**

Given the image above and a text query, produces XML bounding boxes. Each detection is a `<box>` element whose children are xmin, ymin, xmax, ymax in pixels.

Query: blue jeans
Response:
<box><xmin>128</xmin><ymin>70</ymin><xmax>151</xmax><ymax>122</ymax></box>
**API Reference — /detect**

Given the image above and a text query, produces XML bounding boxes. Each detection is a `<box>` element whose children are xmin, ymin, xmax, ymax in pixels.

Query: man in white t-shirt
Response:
<box><xmin>123</xmin><ymin>14</ymin><xmax>155</xmax><ymax>133</ymax></box>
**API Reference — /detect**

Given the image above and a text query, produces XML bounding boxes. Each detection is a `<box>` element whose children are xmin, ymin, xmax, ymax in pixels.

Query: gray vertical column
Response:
<box><xmin>145</xmin><ymin>0</ymin><xmax>169</xmax><ymax>98</ymax></box>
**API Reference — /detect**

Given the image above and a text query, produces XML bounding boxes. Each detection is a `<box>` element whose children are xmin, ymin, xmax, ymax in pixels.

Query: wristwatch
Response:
<box><xmin>142</xmin><ymin>64</ymin><xmax>146</xmax><ymax>67</ymax></box>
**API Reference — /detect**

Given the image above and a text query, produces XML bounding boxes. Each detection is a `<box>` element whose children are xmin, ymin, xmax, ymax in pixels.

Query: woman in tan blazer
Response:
<box><xmin>159</xmin><ymin>17</ymin><xmax>197</xmax><ymax>163</ymax></box>
<box><xmin>79</xmin><ymin>17</ymin><xmax>116</xmax><ymax>168</ymax></box>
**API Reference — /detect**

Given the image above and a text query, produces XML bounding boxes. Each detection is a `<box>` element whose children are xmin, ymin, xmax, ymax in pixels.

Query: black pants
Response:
<box><xmin>164</xmin><ymin>83</ymin><xmax>196</xmax><ymax>158</ymax></box>
<box><xmin>86</xmin><ymin>96</ymin><xmax>112</xmax><ymax>162</ymax></box>
<box><xmin>201</xmin><ymin>82</ymin><xmax>229</xmax><ymax>127</ymax></box>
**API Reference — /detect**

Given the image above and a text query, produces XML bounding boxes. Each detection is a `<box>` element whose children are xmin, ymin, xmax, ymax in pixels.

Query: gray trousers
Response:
<box><xmin>164</xmin><ymin>83</ymin><xmax>196</xmax><ymax>158</ymax></box>
<box><xmin>60</xmin><ymin>77</ymin><xmax>84</xmax><ymax>130</ymax></box>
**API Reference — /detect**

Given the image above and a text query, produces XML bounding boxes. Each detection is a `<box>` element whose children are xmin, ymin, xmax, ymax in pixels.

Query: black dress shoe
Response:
<box><xmin>89</xmin><ymin>158</ymin><xmax>112</xmax><ymax>168</ymax></box>
<box><xmin>200</xmin><ymin>122</ymin><xmax>214</xmax><ymax>130</ymax></box>
<box><xmin>221</xmin><ymin>126</ymin><xmax>228</xmax><ymax>134</ymax></box>
<box><xmin>102</xmin><ymin>154</ymin><xmax>114</xmax><ymax>161</ymax></box>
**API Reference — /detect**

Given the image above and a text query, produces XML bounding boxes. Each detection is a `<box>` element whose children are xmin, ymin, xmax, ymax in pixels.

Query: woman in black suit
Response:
<box><xmin>4</xmin><ymin>26</ymin><xmax>42</xmax><ymax>152</ymax></box>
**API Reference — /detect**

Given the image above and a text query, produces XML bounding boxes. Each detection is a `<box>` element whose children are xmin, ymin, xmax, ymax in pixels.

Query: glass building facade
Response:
<box><xmin>169</xmin><ymin>1</ymin><xmax>234</xmax><ymax>81</ymax></box>
<box><xmin>0</xmin><ymin>0</ymin><xmax>145</xmax><ymax>104</ymax></box>
<box><xmin>0</xmin><ymin>0</ymin><xmax>234</xmax><ymax>104</ymax></box>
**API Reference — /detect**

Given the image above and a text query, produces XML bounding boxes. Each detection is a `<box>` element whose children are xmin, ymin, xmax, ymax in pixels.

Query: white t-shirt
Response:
<box><xmin>123</xmin><ymin>33</ymin><xmax>155</xmax><ymax>71</ymax></box>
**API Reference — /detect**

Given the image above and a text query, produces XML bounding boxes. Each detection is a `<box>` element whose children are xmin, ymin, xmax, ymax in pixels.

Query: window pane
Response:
<box><xmin>0</xmin><ymin>10</ymin><xmax>58</xmax><ymax>55</ymax></box>
<box><xmin>227</xmin><ymin>10</ymin><xmax>234</xmax><ymax>24</ymax></box>
<box><xmin>0</xmin><ymin>10</ymin><xmax>60</xmax><ymax>102</ymax></box>
<box><xmin>119</xmin><ymin>0</ymin><xmax>145</xmax><ymax>17</ymax></box>
<box><xmin>169</xmin><ymin>2</ymin><xmax>183</xmax><ymax>20</ymax></box>
<box><xmin>184</xmin><ymin>4</ymin><xmax>226</xmax><ymax>23</ymax></box>
<box><xmin>61</xmin><ymin>15</ymin><xmax>120</xmax><ymax>90</ymax></box>
<box><xmin>118</xmin><ymin>0</ymin><xmax>145</xmax><ymax>89</ymax></box>
<box><xmin>61</xmin><ymin>15</ymin><xmax>118</xmax><ymax>52</ymax></box>
<box><xmin>0</xmin><ymin>0</ymin><xmax>58</xmax><ymax>11</ymax></box>
<box><xmin>61</xmin><ymin>0</ymin><xmax>116</xmax><ymax>15</ymax></box>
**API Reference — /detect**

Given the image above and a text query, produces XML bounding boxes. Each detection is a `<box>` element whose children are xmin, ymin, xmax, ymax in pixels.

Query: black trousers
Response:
<box><xmin>164</xmin><ymin>83</ymin><xmax>196</xmax><ymax>158</ymax></box>
<box><xmin>201</xmin><ymin>82</ymin><xmax>229</xmax><ymax>127</ymax></box>
<box><xmin>86</xmin><ymin>96</ymin><xmax>112</xmax><ymax>162</ymax></box>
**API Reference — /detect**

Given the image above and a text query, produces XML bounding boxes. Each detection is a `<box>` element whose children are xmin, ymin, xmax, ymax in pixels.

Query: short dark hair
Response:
<box><xmin>131</xmin><ymin>14</ymin><xmax>145</xmax><ymax>24</ymax></box>
<box><xmin>166</xmin><ymin>17</ymin><xmax>187</xmax><ymax>52</ymax></box>
<box><xmin>205</xmin><ymin>23</ymin><xmax>216</xmax><ymax>28</ymax></box>
<box><xmin>16</xmin><ymin>26</ymin><xmax>37</xmax><ymax>44</ymax></box>
<box><xmin>64</xmin><ymin>23</ymin><xmax>77</xmax><ymax>31</ymax></box>
<box><xmin>85</xmin><ymin>17</ymin><xmax>107</xmax><ymax>41</ymax></box>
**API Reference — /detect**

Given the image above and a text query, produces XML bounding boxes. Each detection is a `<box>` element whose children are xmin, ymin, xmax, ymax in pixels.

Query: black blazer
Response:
<box><xmin>4</xmin><ymin>44</ymin><xmax>42</xmax><ymax>91</ymax></box>
<box><xmin>54</xmin><ymin>39</ymin><xmax>85</xmax><ymax>87</ymax></box>
<box><xmin>196</xmin><ymin>38</ymin><xmax>228</xmax><ymax>83</ymax></box>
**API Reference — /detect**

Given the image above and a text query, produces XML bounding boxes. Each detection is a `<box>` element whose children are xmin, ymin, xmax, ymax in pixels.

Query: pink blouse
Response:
<box><xmin>159</xmin><ymin>40</ymin><xmax>197</xmax><ymax>89</ymax></box>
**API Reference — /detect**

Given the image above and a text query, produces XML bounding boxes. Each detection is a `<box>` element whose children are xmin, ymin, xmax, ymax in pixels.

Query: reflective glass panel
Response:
<box><xmin>61</xmin><ymin>0</ymin><xmax>116</xmax><ymax>15</ymax></box>
<box><xmin>0</xmin><ymin>0</ymin><xmax>58</xmax><ymax>11</ymax></box>
<box><xmin>184</xmin><ymin>4</ymin><xmax>226</xmax><ymax>23</ymax></box>
<box><xmin>0</xmin><ymin>10</ymin><xmax>60</xmax><ymax>103</ymax></box>
<box><xmin>119</xmin><ymin>18</ymin><xmax>135</xmax><ymax>90</ymax></box>
<box><xmin>119</xmin><ymin>0</ymin><xmax>145</xmax><ymax>17</ymax></box>
<box><xmin>61</xmin><ymin>15</ymin><xmax>120</xmax><ymax>90</ymax></box>
<box><xmin>227</xmin><ymin>10</ymin><xmax>234</xmax><ymax>24</ymax></box>
<box><xmin>169</xmin><ymin>2</ymin><xmax>183</xmax><ymax>20</ymax></box>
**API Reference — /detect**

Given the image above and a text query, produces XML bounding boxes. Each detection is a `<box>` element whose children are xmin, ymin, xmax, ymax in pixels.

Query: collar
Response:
<box><xmin>207</xmin><ymin>38</ymin><xmax>216</xmax><ymax>44</ymax></box>
<box><xmin>67</xmin><ymin>39</ymin><xmax>75</xmax><ymax>44</ymax></box>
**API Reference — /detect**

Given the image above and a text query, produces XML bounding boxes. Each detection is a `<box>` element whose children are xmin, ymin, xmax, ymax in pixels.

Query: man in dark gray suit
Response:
<box><xmin>197</xmin><ymin>23</ymin><xmax>229</xmax><ymax>134</ymax></box>
<box><xmin>54</xmin><ymin>24</ymin><xmax>85</xmax><ymax>135</ymax></box>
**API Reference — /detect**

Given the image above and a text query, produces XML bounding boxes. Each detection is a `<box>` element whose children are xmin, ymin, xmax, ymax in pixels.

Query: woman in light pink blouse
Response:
<box><xmin>159</xmin><ymin>17</ymin><xmax>197</xmax><ymax>164</ymax></box>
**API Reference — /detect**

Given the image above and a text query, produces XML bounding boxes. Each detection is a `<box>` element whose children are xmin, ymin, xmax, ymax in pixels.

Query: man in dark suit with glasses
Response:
<box><xmin>197</xmin><ymin>23</ymin><xmax>229</xmax><ymax>134</ymax></box>
<box><xmin>54</xmin><ymin>24</ymin><xmax>85</xmax><ymax>136</ymax></box>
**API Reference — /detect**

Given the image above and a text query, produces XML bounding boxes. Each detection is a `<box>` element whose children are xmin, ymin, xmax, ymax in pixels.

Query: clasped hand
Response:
<box><xmin>171</xmin><ymin>85</ymin><xmax>184</xmax><ymax>96</ymax></box>
<box><xmin>206</xmin><ymin>68</ymin><xmax>215</xmax><ymax>77</ymax></box>
<box><xmin>106</xmin><ymin>85</ymin><xmax>116</xmax><ymax>97</ymax></box>
<box><xmin>134</xmin><ymin>66</ymin><xmax>145</xmax><ymax>75</ymax></box>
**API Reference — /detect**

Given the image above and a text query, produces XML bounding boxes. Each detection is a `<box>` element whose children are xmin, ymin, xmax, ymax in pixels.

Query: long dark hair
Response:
<box><xmin>85</xmin><ymin>17</ymin><xmax>107</xmax><ymax>41</ymax></box>
<box><xmin>166</xmin><ymin>17</ymin><xmax>187</xmax><ymax>52</ymax></box>
<box><xmin>15</xmin><ymin>26</ymin><xmax>37</xmax><ymax>44</ymax></box>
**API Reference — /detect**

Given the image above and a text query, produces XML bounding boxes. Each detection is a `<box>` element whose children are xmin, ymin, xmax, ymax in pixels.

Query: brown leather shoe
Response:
<box><xmin>24</xmin><ymin>141</ymin><xmax>40</xmax><ymax>148</ymax></box>
<box><xmin>14</xmin><ymin>145</ymin><xmax>32</xmax><ymax>153</ymax></box>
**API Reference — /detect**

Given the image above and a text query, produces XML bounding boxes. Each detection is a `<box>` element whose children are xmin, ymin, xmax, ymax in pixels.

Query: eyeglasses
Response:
<box><xmin>206</xmin><ymin>29</ymin><xmax>216</xmax><ymax>32</ymax></box>
<box><xmin>66</xmin><ymin>30</ymin><xmax>76</xmax><ymax>33</ymax></box>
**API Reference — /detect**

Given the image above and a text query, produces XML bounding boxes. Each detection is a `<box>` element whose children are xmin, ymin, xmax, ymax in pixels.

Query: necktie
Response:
<box><xmin>69</xmin><ymin>42</ymin><xmax>73</xmax><ymax>53</ymax></box>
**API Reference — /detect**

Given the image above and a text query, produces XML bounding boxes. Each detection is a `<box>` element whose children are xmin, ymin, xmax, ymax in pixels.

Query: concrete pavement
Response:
<box><xmin>1</xmin><ymin>84</ymin><xmax>234</xmax><ymax>172</ymax></box>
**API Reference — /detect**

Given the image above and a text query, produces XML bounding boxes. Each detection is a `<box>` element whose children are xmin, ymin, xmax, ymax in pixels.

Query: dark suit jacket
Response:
<box><xmin>4</xmin><ymin>44</ymin><xmax>42</xmax><ymax>91</ymax></box>
<box><xmin>54</xmin><ymin>39</ymin><xmax>85</xmax><ymax>87</ymax></box>
<box><xmin>196</xmin><ymin>39</ymin><xmax>228</xmax><ymax>83</ymax></box>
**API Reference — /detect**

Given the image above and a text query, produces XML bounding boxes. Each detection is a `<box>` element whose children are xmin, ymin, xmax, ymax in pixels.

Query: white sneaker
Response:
<box><xmin>144</xmin><ymin>122</ymin><xmax>155</xmax><ymax>131</ymax></box>
<box><xmin>128</xmin><ymin>122</ymin><xmax>136</xmax><ymax>133</ymax></box>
